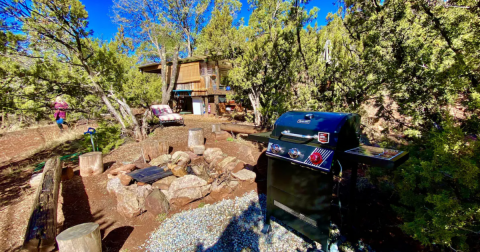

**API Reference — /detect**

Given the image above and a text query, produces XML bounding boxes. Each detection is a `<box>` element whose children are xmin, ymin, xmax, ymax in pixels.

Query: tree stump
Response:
<box><xmin>56</xmin><ymin>222</ymin><xmax>101</xmax><ymax>252</ymax></box>
<box><xmin>23</xmin><ymin>157</ymin><xmax>62</xmax><ymax>251</ymax></box>
<box><xmin>188</xmin><ymin>128</ymin><xmax>205</xmax><ymax>154</ymax></box>
<box><xmin>212</xmin><ymin>124</ymin><xmax>221</xmax><ymax>133</ymax></box>
<box><xmin>79</xmin><ymin>152</ymin><xmax>103</xmax><ymax>177</ymax></box>
<box><xmin>142</xmin><ymin>140</ymin><xmax>169</xmax><ymax>161</ymax></box>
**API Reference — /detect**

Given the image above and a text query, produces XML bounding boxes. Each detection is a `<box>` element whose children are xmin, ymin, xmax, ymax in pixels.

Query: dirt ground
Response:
<box><xmin>0</xmin><ymin>115</ymin><xmax>265</xmax><ymax>252</ymax></box>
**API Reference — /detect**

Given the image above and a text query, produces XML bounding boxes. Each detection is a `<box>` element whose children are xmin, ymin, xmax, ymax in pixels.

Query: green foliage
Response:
<box><xmin>82</xmin><ymin>123</ymin><xmax>125</xmax><ymax>154</ymax></box>
<box><xmin>392</xmin><ymin>119</ymin><xmax>480</xmax><ymax>250</ymax></box>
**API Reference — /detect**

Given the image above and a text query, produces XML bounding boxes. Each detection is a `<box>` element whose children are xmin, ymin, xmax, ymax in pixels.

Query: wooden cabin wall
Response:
<box><xmin>176</xmin><ymin>62</ymin><xmax>201</xmax><ymax>83</ymax></box>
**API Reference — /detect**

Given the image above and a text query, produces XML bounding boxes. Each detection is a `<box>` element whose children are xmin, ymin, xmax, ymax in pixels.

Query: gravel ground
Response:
<box><xmin>143</xmin><ymin>191</ymin><xmax>324</xmax><ymax>252</ymax></box>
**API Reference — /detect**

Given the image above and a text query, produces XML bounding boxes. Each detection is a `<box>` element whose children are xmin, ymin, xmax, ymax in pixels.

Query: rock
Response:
<box><xmin>208</xmin><ymin>156</ymin><xmax>224</xmax><ymax>175</ymax></box>
<box><xmin>107</xmin><ymin>177</ymin><xmax>123</xmax><ymax>196</ymax></box>
<box><xmin>61</xmin><ymin>167</ymin><xmax>74</xmax><ymax>181</ymax></box>
<box><xmin>184</xmin><ymin>151</ymin><xmax>198</xmax><ymax>161</ymax></box>
<box><xmin>215</xmin><ymin>156</ymin><xmax>237</xmax><ymax>173</ymax></box>
<box><xmin>191</xmin><ymin>164</ymin><xmax>210</xmax><ymax>181</ymax></box>
<box><xmin>152</xmin><ymin>176</ymin><xmax>177</xmax><ymax>190</ymax></box>
<box><xmin>149</xmin><ymin>154</ymin><xmax>171</xmax><ymax>166</ymax></box>
<box><xmin>161</xmin><ymin>190</ymin><xmax>171</xmax><ymax>202</ymax></box>
<box><xmin>191</xmin><ymin>145</ymin><xmax>205</xmax><ymax>155</ymax></box>
<box><xmin>231</xmin><ymin>161</ymin><xmax>246</xmax><ymax>173</ymax></box>
<box><xmin>137</xmin><ymin>182</ymin><xmax>146</xmax><ymax>186</ymax></box>
<box><xmin>118</xmin><ymin>173</ymin><xmax>133</xmax><ymax>186</ymax></box>
<box><xmin>203</xmin><ymin>148</ymin><xmax>223</xmax><ymax>163</ymax></box>
<box><xmin>228</xmin><ymin>180</ymin><xmax>239</xmax><ymax>190</ymax></box>
<box><xmin>135</xmin><ymin>162</ymin><xmax>151</xmax><ymax>169</ymax></box>
<box><xmin>108</xmin><ymin>164</ymin><xmax>136</xmax><ymax>175</ymax></box>
<box><xmin>232</xmin><ymin>169</ymin><xmax>256</xmax><ymax>183</ymax></box>
<box><xmin>172</xmin><ymin>151</ymin><xmax>190</xmax><ymax>164</ymax></box>
<box><xmin>239</xmin><ymin>145</ymin><xmax>255</xmax><ymax>162</ymax></box>
<box><xmin>116</xmin><ymin>184</ymin><xmax>153</xmax><ymax>218</ymax></box>
<box><xmin>190</xmin><ymin>155</ymin><xmax>205</xmax><ymax>166</ymax></box>
<box><xmin>117</xmin><ymin>185</ymin><xmax>140</xmax><ymax>218</ymax></box>
<box><xmin>30</xmin><ymin>173</ymin><xmax>42</xmax><ymax>188</ymax></box>
<box><xmin>145</xmin><ymin>189</ymin><xmax>170</xmax><ymax>216</ymax></box>
<box><xmin>214</xmin><ymin>131</ymin><xmax>231</xmax><ymax>141</ymax></box>
<box><xmin>171</xmin><ymin>165</ymin><xmax>188</xmax><ymax>177</ymax></box>
<box><xmin>169</xmin><ymin>175</ymin><xmax>211</xmax><ymax>207</ymax></box>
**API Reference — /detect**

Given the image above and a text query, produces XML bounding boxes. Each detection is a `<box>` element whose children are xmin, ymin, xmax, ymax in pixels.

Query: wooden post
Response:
<box><xmin>188</xmin><ymin>128</ymin><xmax>205</xmax><ymax>154</ymax></box>
<box><xmin>79</xmin><ymin>152</ymin><xmax>103</xmax><ymax>177</ymax></box>
<box><xmin>214</xmin><ymin>95</ymin><xmax>219</xmax><ymax>117</ymax></box>
<box><xmin>204</xmin><ymin>96</ymin><xmax>209</xmax><ymax>117</ymax></box>
<box><xmin>212</xmin><ymin>124</ymin><xmax>221</xmax><ymax>133</ymax></box>
<box><xmin>141</xmin><ymin>140</ymin><xmax>169</xmax><ymax>161</ymax></box>
<box><xmin>56</xmin><ymin>223</ymin><xmax>101</xmax><ymax>252</ymax></box>
<box><xmin>23</xmin><ymin>157</ymin><xmax>62</xmax><ymax>251</ymax></box>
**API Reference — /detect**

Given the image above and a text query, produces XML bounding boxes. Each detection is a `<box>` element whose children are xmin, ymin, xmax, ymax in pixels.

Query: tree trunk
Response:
<box><xmin>114</xmin><ymin>97</ymin><xmax>143</xmax><ymax>140</ymax></box>
<box><xmin>141</xmin><ymin>109</ymin><xmax>150</xmax><ymax>139</ymax></box>
<box><xmin>100</xmin><ymin>92</ymin><xmax>126</xmax><ymax>129</ymax></box>
<box><xmin>220</xmin><ymin>123</ymin><xmax>268</xmax><ymax>134</ymax></box>
<box><xmin>56</xmin><ymin>223</ymin><xmax>101</xmax><ymax>252</ymax></box>
<box><xmin>161</xmin><ymin>46</ymin><xmax>169</xmax><ymax>104</ymax></box>
<box><xmin>186</xmin><ymin>32</ymin><xmax>192</xmax><ymax>57</ymax></box>
<box><xmin>79</xmin><ymin>152</ymin><xmax>103</xmax><ymax>177</ymax></box>
<box><xmin>141</xmin><ymin>140</ymin><xmax>169</xmax><ymax>161</ymax></box>
<box><xmin>188</xmin><ymin>128</ymin><xmax>205</xmax><ymax>154</ymax></box>
<box><xmin>23</xmin><ymin>157</ymin><xmax>62</xmax><ymax>251</ymax></box>
<box><xmin>248</xmin><ymin>91</ymin><xmax>262</xmax><ymax>126</ymax></box>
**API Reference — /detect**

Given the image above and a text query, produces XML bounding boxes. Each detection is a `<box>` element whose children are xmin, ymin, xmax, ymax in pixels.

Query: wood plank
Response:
<box><xmin>23</xmin><ymin>157</ymin><xmax>62</xmax><ymax>251</ymax></box>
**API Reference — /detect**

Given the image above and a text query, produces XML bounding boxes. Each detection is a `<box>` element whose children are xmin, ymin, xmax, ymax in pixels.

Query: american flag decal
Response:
<box><xmin>304</xmin><ymin>148</ymin><xmax>333</xmax><ymax>169</ymax></box>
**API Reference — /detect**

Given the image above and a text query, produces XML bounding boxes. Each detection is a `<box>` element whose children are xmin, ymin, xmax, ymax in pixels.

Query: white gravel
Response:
<box><xmin>143</xmin><ymin>191</ymin><xmax>323</xmax><ymax>252</ymax></box>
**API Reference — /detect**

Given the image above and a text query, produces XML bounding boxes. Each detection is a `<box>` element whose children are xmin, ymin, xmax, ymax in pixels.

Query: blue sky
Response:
<box><xmin>81</xmin><ymin>0</ymin><xmax>340</xmax><ymax>41</ymax></box>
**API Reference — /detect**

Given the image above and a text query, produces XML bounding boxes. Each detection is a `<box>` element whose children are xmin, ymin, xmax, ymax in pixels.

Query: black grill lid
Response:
<box><xmin>271</xmin><ymin>111</ymin><xmax>358</xmax><ymax>147</ymax></box>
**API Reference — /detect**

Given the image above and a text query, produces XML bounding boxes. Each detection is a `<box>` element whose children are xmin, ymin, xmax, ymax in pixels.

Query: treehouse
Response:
<box><xmin>139</xmin><ymin>56</ymin><xmax>235</xmax><ymax>115</ymax></box>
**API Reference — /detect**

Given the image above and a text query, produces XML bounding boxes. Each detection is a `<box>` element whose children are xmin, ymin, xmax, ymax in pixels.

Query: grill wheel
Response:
<box><xmin>254</xmin><ymin>150</ymin><xmax>268</xmax><ymax>179</ymax></box>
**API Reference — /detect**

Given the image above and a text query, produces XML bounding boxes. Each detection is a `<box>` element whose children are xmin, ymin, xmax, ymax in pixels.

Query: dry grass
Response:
<box><xmin>24</xmin><ymin>130</ymin><xmax>83</xmax><ymax>156</ymax></box>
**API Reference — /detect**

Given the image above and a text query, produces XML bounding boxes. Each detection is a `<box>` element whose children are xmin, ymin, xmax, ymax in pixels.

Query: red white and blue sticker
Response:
<box><xmin>318</xmin><ymin>132</ymin><xmax>330</xmax><ymax>144</ymax></box>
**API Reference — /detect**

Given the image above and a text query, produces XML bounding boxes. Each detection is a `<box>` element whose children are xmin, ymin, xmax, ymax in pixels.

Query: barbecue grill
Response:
<box><xmin>247</xmin><ymin>111</ymin><xmax>409</xmax><ymax>251</ymax></box>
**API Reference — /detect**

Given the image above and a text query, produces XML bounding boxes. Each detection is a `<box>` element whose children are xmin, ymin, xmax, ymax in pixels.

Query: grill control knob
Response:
<box><xmin>288</xmin><ymin>148</ymin><xmax>300</xmax><ymax>159</ymax></box>
<box><xmin>271</xmin><ymin>144</ymin><xmax>281</xmax><ymax>154</ymax></box>
<box><xmin>309</xmin><ymin>152</ymin><xmax>323</xmax><ymax>165</ymax></box>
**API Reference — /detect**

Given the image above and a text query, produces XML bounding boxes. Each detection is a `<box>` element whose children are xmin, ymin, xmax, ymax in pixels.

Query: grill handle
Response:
<box><xmin>281</xmin><ymin>130</ymin><xmax>316</xmax><ymax>139</ymax></box>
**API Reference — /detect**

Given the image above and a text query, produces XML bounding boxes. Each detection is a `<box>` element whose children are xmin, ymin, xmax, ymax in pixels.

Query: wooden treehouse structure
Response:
<box><xmin>139</xmin><ymin>56</ymin><xmax>240</xmax><ymax>116</ymax></box>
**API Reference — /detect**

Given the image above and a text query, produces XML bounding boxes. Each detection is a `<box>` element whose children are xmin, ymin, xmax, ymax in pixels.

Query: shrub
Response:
<box><xmin>392</xmin><ymin>119</ymin><xmax>480</xmax><ymax>250</ymax></box>
<box><xmin>82</xmin><ymin>122</ymin><xmax>125</xmax><ymax>154</ymax></box>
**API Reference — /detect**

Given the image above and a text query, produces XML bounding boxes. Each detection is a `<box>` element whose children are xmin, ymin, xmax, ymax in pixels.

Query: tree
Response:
<box><xmin>196</xmin><ymin>0</ymin><xmax>242</xmax><ymax>59</ymax></box>
<box><xmin>113</xmin><ymin>0</ymin><xmax>206</xmax><ymax>104</ymax></box>
<box><xmin>1</xmin><ymin>0</ymin><xmax>129</xmax><ymax>128</ymax></box>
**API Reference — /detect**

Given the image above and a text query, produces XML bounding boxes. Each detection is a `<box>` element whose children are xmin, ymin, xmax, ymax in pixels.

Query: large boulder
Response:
<box><xmin>107</xmin><ymin>177</ymin><xmax>123</xmax><ymax>196</ymax></box>
<box><xmin>108</xmin><ymin>164</ymin><xmax>136</xmax><ymax>175</ymax></box>
<box><xmin>145</xmin><ymin>189</ymin><xmax>170</xmax><ymax>216</ymax></box>
<box><xmin>149</xmin><ymin>154</ymin><xmax>171</xmax><ymax>166</ymax></box>
<box><xmin>215</xmin><ymin>156</ymin><xmax>237</xmax><ymax>173</ymax></box>
<box><xmin>168</xmin><ymin>175</ymin><xmax>211</xmax><ymax>207</ymax></box>
<box><xmin>172</xmin><ymin>151</ymin><xmax>190</xmax><ymax>164</ymax></box>
<box><xmin>203</xmin><ymin>148</ymin><xmax>223</xmax><ymax>163</ymax></box>
<box><xmin>152</xmin><ymin>176</ymin><xmax>177</xmax><ymax>190</ymax></box>
<box><xmin>232</xmin><ymin>169</ymin><xmax>256</xmax><ymax>183</ymax></box>
<box><xmin>116</xmin><ymin>184</ymin><xmax>153</xmax><ymax>218</ymax></box>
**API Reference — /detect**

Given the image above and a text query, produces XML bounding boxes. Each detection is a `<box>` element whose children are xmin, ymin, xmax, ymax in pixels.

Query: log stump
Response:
<box><xmin>212</xmin><ymin>124</ymin><xmax>221</xmax><ymax>133</ymax></box>
<box><xmin>56</xmin><ymin>222</ymin><xmax>101</xmax><ymax>252</ymax></box>
<box><xmin>188</xmin><ymin>128</ymin><xmax>205</xmax><ymax>154</ymax></box>
<box><xmin>23</xmin><ymin>157</ymin><xmax>62</xmax><ymax>251</ymax></box>
<box><xmin>142</xmin><ymin>140</ymin><xmax>169</xmax><ymax>161</ymax></box>
<box><xmin>79</xmin><ymin>152</ymin><xmax>103</xmax><ymax>177</ymax></box>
